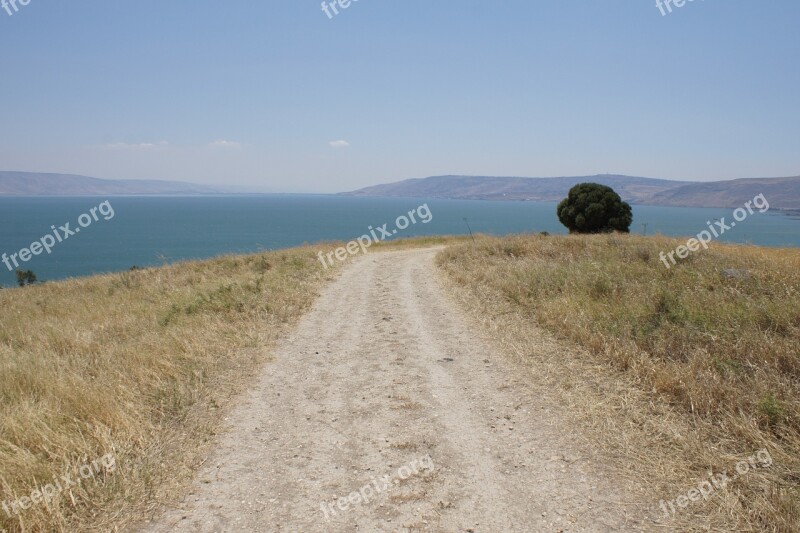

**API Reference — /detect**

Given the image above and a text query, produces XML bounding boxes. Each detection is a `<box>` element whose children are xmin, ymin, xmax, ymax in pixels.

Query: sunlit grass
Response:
<box><xmin>439</xmin><ymin>233</ymin><xmax>800</xmax><ymax>531</ymax></box>
<box><xmin>0</xmin><ymin>247</ymin><xmax>337</xmax><ymax>532</ymax></box>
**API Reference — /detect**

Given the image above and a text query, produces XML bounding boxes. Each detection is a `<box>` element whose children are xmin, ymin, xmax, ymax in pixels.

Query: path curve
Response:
<box><xmin>144</xmin><ymin>248</ymin><xmax>644</xmax><ymax>532</ymax></box>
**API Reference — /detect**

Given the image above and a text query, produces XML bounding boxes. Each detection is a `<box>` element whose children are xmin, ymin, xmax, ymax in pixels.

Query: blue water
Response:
<box><xmin>0</xmin><ymin>195</ymin><xmax>798</xmax><ymax>285</ymax></box>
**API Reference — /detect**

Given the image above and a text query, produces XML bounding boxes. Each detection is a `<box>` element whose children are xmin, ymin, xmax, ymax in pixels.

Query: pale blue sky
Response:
<box><xmin>1</xmin><ymin>1</ymin><xmax>798</xmax><ymax>192</ymax></box>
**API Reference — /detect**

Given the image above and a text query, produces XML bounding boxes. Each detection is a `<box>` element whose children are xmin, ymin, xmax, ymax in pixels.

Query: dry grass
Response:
<box><xmin>437</xmin><ymin>233</ymin><xmax>800</xmax><ymax>531</ymax></box>
<box><xmin>3</xmin><ymin>231</ymin><xmax>797</xmax><ymax>531</ymax></box>
<box><xmin>373</xmin><ymin>235</ymin><xmax>472</xmax><ymax>250</ymax></box>
<box><xmin>0</xmin><ymin>247</ymin><xmax>339</xmax><ymax>532</ymax></box>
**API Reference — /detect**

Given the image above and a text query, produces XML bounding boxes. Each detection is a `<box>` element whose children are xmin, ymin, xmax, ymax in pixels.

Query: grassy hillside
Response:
<box><xmin>0</xmin><ymin>247</ymin><xmax>339</xmax><ymax>532</ymax></box>
<box><xmin>438</xmin><ymin>234</ymin><xmax>800</xmax><ymax>531</ymax></box>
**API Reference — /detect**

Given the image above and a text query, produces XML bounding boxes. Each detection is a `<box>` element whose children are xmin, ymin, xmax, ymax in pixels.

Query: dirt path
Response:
<box><xmin>144</xmin><ymin>248</ymin><xmax>647</xmax><ymax>532</ymax></box>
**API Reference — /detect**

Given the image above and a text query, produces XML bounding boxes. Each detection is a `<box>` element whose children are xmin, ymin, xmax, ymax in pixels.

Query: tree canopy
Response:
<box><xmin>557</xmin><ymin>183</ymin><xmax>632</xmax><ymax>234</ymax></box>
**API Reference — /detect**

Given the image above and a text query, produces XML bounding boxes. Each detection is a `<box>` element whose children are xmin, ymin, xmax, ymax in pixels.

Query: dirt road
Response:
<box><xmin>145</xmin><ymin>248</ymin><xmax>646</xmax><ymax>532</ymax></box>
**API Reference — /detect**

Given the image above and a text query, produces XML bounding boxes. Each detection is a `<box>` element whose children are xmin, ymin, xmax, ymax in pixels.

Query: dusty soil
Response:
<box><xmin>143</xmin><ymin>248</ymin><xmax>650</xmax><ymax>532</ymax></box>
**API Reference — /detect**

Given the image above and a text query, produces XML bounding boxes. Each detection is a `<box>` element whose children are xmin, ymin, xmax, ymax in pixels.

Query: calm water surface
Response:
<box><xmin>0</xmin><ymin>195</ymin><xmax>798</xmax><ymax>285</ymax></box>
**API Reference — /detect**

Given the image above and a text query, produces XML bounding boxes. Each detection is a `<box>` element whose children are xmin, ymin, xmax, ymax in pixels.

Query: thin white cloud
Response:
<box><xmin>328</xmin><ymin>140</ymin><xmax>350</xmax><ymax>148</ymax></box>
<box><xmin>208</xmin><ymin>140</ymin><xmax>242</xmax><ymax>149</ymax></box>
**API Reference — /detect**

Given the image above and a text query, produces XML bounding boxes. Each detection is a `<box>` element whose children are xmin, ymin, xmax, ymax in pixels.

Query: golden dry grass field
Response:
<box><xmin>0</xmin><ymin>247</ymin><xmax>339</xmax><ymax>532</ymax></box>
<box><xmin>1</xmin><ymin>233</ymin><xmax>798</xmax><ymax>531</ymax></box>
<box><xmin>439</xmin><ymin>233</ymin><xmax>800</xmax><ymax>531</ymax></box>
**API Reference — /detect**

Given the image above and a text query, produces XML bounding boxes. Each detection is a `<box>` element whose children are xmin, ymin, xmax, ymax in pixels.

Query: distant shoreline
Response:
<box><xmin>2</xmin><ymin>193</ymin><xmax>800</xmax><ymax>216</ymax></box>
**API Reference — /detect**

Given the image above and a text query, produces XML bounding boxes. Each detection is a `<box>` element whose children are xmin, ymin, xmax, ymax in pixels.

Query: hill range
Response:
<box><xmin>342</xmin><ymin>174</ymin><xmax>800</xmax><ymax>210</ymax></box>
<box><xmin>3</xmin><ymin>171</ymin><xmax>800</xmax><ymax>210</ymax></box>
<box><xmin>0</xmin><ymin>172</ymin><xmax>224</xmax><ymax>196</ymax></box>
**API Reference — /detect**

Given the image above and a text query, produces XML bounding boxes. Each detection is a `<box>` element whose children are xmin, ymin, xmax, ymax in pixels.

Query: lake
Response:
<box><xmin>1</xmin><ymin>195</ymin><xmax>798</xmax><ymax>285</ymax></box>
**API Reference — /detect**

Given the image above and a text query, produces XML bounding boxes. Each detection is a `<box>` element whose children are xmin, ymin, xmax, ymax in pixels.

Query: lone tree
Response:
<box><xmin>557</xmin><ymin>183</ymin><xmax>632</xmax><ymax>234</ymax></box>
<box><xmin>15</xmin><ymin>269</ymin><xmax>37</xmax><ymax>287</ymax></box>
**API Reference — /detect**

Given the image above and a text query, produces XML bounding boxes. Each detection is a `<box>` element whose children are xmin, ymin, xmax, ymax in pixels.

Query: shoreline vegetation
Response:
<box><xmin>1</xmin><ymin>233</ymin><xmax>798</xmax><ymax>531</ymax></box>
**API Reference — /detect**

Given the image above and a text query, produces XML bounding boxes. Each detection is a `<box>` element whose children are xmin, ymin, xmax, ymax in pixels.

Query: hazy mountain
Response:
<box><xmin>647</xmin><ymin>176</ymin><xmax>800</xmax><ymax>209</ymax></box>
<box><xmin>0</xmin><ymin>172</ymin><xmax>225</xmax><ymax>196</ymax></box>
<box><xmin>342</xmin><ymin>174</ymin><xmax>800</xmax><ymax>209</ymax></box>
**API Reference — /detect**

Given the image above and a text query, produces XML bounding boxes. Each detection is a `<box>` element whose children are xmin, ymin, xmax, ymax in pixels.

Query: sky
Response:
<box><xmin>0</xmin><ymin>1</ymin><xmax>798</xmax><ymax>193</ymax></box>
